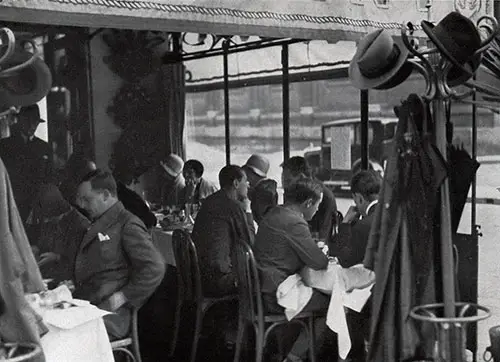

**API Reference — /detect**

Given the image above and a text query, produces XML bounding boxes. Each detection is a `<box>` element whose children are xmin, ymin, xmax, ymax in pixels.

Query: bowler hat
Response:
<box><xmin>244</xmin><ymin>154</ymin><xmax>270</xmax><ymax>178</ymax></box>
<box><xmin>0</xmin><ymin>47</ymin><xmax>52</xmax><ymax>110</ymax></box>
<box><xmin>421</xmin><ymin>12</ymin><xmax>481</xmax><ymax>76</ymax></box>
<box><xmin>349</xmin><ymin>29</ymin><xmax>410</xmax><ymax>90</ymax></box>
<box><xmin>161</xmin><ymin>154</ymin><xmax>184</xmax><ymax>178</ymax></box>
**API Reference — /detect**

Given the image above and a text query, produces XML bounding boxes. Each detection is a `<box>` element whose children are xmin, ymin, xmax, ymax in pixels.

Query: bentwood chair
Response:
<box><xmin>233</xmin><ymin>241</ymin><xmax>320</xmax><ymax>362</ymax></box>
<box><xmin>0</xmin><ymin>342</ymin><xmax>42</xmax><ymax>361</ymax></box>
<box><xmin>110</xmin><ymin>307</ymin><xmax>142</xmax><ymax>362</ymax></box>
<box><xmin>170</xmin><ymin>228</ymin><xmax>237</xmax><ymax>362</ymax></box>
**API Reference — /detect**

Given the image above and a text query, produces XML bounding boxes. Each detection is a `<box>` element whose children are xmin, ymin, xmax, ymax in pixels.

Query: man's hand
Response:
<box><xmin>100</xmin><ymin>291</ymin><xmax>127</xmax><ymax>312</ymax></box>
<box><xmin>343</xmin><ymin>205</ymin><xmax>360</xmax><ymax>224</ymax></box>
<box><xmin>37</xmin><ymin>252</ymin><xmax>60</xmax><ymax>267</ymax></box>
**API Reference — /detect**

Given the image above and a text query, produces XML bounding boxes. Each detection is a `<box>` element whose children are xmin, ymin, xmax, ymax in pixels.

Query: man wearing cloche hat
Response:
<box><xmin>159</xmin><ymin>153</ymin><xmax>186</xmax><ymax>208</ymax></box>
<box><xmin>0</xmin><ymin>104</ymin><xmax>52</xmax><ymax>222</ymax></box>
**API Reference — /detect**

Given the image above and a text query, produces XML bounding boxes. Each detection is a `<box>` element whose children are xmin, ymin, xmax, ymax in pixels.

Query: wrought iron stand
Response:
<box><xmin>400</xmin><ymin>16</ymin><xmax>498</xmax><ymax>362</ymax></box>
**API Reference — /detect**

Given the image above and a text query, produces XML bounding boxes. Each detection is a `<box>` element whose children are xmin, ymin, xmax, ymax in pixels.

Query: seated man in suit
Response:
<box><xmin>331</xmin><ymin>170</ymin><xmax>382</xmax><ymax>268</ymax></box>
<box><xmin>330</xmin><ymin>169</ymin><xmax>382</xmax><ymax>361</ymax></box>
<box><xmin>73</xmin><ymin>169</ymin><xmax>165</xmax><ymax>340</ymax></box>
<box><xmin>191</xmin><ymin>165</ymin><xmax>255</xmax><ymax>297</ymax></box>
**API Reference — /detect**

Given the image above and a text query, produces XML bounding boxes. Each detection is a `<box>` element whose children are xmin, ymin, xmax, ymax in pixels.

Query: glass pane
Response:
<box><xmin>184</xmin><ymin>89</ymin><xmax>226</xmax><ymax>186</ymax></box>
<box><xmin>184</xmin><ymin>84</ymin><xmax>285</xmax><ymax>186</ymax></box>
<box><xmin>228</xmin><ymin>84</ymin><xmax>283</xmax><ymax>184</ymax></box>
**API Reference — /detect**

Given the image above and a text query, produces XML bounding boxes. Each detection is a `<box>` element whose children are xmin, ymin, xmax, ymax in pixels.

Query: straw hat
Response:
<box><xmin>244</xmin><ymin>154</ymin><xmax>270</xmax><ymax>178</ymax></box>
<box><xmin>421</xmin><ymin>12</ymin><xmax>481</xmax><ymax>76</ymax></box>
<box><xmin>349</xmin><ymin>29</ymin><xmax>410</xmax><ymax>90</ymax></box>
<box><xmin>160</xmin><ymin>154</ymin><xmax>184</xmax><ymax>178</ymax></box>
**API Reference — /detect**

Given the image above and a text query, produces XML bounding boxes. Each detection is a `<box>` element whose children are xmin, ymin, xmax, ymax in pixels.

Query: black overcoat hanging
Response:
<box><xmin>364</xmin><ymin>94</ymin><xmax>447</xmax><ymax>362</ymax></box>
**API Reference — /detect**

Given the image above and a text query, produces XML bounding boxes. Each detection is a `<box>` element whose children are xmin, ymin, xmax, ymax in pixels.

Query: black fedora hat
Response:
<box><xmin>0</xmin><ymin>47</ymin><xmax>52</xmax><ymax>110</ymax></box>
<box><xmin>349</xmin><ymin>29</ymin><xmax>410</xmax><ymax>90</ymax></box>
<box><xmin>447</xmin><ymin>52</ymin><xmax>482</xmax><ymax>87</ymax></box>
<box><xmin>421</xmin><ymin>12</ymin><xmax>481</xmax><ymax>76</ymax></box>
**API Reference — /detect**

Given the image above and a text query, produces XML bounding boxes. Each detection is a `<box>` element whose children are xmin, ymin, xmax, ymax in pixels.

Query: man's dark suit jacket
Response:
<box><xmin>0</xmin><ymin>133</ymin><xmax>52</xmax><ymax>221</ymax></box>
<box><xmin>309</xmin><ymin>183</ymin><xmax>337</xmax><ymax>240</ymax></box>
<box><xmin>330</xmin><ymin>202</ymin><xmax>378</xmax><ymax>268</ymax></box>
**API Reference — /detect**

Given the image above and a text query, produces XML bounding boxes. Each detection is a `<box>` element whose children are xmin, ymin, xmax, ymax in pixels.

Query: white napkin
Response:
<box><xmin>276</xmin><ymin>274</ymin><xmax>313</xmax><ymax>320</ymax></box>
<box><xmin>43</xmin><ymin>305</ymin><xmax>111</xmax><ymax>329</ymax></box>
<box><xmin>326</xmin><ymin>265</ymin><xmax>352</xmax><ymax>360</ymax></box>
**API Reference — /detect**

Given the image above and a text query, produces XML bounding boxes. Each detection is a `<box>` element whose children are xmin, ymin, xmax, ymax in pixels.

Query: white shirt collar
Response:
<box><xmin>365</xmin><ymin>199</ymin><xmax>379</xmax><ymax>217</ymax></box>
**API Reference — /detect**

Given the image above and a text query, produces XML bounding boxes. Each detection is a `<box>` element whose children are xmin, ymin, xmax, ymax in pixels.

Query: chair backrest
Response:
<box><xmin>171</xmin><ymin>228</ymin><xmax>202</xmax><ymax>304</ymax></box>
<box><xmin>234</xmin><ymin>241</ymin><xmax>265</xmax><ymax>326</ymax></box>
<box><xmin>0</xmin><ymin>342</ymin><xmax>42</xmax><ymax>362</ymax></box>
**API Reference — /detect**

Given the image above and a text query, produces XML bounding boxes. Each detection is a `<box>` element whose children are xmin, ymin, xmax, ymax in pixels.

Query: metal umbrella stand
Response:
<box><xmin>400</xmin><ymin>16</ymin><xmax>497</xmax><ymax>362</ymax></box>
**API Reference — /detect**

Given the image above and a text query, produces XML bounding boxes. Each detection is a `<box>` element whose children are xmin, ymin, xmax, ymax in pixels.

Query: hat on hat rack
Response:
<box><xmin>349</xmin><ymin>29</ymin><xmax>412</xmax><ymax>90</ymax></box>
<box><xmin>0</xmin><ymin>28</ymin><xmax>52</xmax><ymax>114</ymax></box>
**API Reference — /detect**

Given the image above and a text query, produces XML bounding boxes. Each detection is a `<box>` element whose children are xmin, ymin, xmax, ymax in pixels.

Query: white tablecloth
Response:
<box><xmin>152</xmin><ymin>228</ymin><xmax>175</xmax><ymax>266</ymax></box>
<box><xmin>40</xmin><ymin>304</ymin><xmax>114</xmax><ymax>362</ymax></box>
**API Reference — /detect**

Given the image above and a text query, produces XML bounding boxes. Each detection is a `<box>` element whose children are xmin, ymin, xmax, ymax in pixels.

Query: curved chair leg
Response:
<box><xmin>308</xmin><ymin>317</ymin><xmax>316</xmax><ymax>362</ymax></box>
<box><xmin>233</xmin><ymin>314</ymin><xmax>246</xmax><ymax>362</ymax></box>
<box><xmin>190</xmin><ymin>302</ymin><xmax>205</xmax><ymax>362</ymax></box>
<box><xmin>255</xmin><ymin>324</ymin><xmax>265</xmax><ymax>362</ymax></box>
<box><xmin>113</xmin><ymin>347</ymin><xmax>137</xmax><ymax>362</ymax></box>
<box><xmin>132</xmin><ymin>310</ymin><xmax>142</xmax><ymax>362</ymax></box>
<box><xmin>169</xmin><ymin>298</ymin><xmax>183</xmax><ymax>358</ymax></box>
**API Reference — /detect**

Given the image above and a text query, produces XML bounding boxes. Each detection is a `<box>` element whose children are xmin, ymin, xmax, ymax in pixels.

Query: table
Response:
<box><xmin>40</xmin><ymin>304</ymin><xmax>114</xmax><ymax>362</ymax></box>
<box><xmin>152</xmin><ymin>228</ymin><xmax>175</xmax><ymax>266</ymax></box>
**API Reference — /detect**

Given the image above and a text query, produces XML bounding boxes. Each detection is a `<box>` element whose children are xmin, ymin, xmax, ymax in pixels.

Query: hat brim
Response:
<box><xmin>349</xmin><ymin>36</ymin><xmax>410</xmax><ymax>90</ymax></box>
<box><xmin>160</xmin><ymin>163</ymin><xmax>180</xmax><ymax>178</ymax></box>
<box><xmin>447</xmin><ymin>53</ymin><xmax>481</xmax><ymax>87</ymax></box>
<box><xmin>0</xmin><ymin>52</ymin><xmax>52</xmax><ymax>109</ymax></box>
<box><xmin>421</xmin><ymin>20</ymin><xmax>474</xmax><ymax>77</ymax></box>
<box><xmin>245</xmin><ymin>164</ymin><xmax>267</xmax><ymax>178</ymax></box>
<box><xmin>374</xmin><ymin>61</ymin><xmax>414</xmax><ymax>90</ymax></box>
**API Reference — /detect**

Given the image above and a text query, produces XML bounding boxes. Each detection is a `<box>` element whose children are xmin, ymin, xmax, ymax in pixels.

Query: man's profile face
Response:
<box><xmin>236</xmin><ymin>172</ymin><xmax>249</xmax><ymax>200</ymax></box>
<box><xmin>18</xmin><ymin>114</ymin><xmax>40</xmax><ymax>138</ymax></box>
<box><xmin>76</xmin><ymin>181</ymin><xmax>106</xmax><ymax>219</ymax></box>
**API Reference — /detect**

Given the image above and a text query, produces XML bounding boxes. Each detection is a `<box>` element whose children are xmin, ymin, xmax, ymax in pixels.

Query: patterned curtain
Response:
<box><xmin>159</xmin><ymin>61</ymin><xmax>186</xmax><ymax>159</ymax></box>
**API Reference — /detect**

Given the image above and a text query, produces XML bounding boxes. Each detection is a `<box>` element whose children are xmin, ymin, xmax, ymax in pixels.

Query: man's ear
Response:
<box><xmin>352</xmin><ymin>192</ymin><xmax>363</xmax><ymax>205</ymax></box>
<box><xmin>303</xmin><ymin>198</ymin><xmax>313</xmax><ymax>209</ymax></box>
<box><xmin>101</xmin><ymin>189</ymin><xmax>111</xmax><ymax>200</ymax></box>
<box><xmin>232</xmin><ymin>178</ymin><xmax>239</xmax><ymax>189</ymax></box>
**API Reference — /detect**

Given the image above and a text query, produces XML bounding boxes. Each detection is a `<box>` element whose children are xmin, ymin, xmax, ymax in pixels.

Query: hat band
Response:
<box><xmin>359</xmin><ymin>44</ymin><xmax>401</xmax><ymax>79</ymax></box>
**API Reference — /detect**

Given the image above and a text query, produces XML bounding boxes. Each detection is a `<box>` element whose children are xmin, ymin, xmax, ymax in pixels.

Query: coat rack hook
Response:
<box><xmin>475</xmin><ymin>15</ymin><xmax>499</xmax><ymax>55</ymax></box>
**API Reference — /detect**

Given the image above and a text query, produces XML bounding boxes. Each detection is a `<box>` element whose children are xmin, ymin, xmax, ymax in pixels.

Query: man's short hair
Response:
<box><xmin>281</xmin><ymin>156</ymin><xmax>312</xmax><ymax>177</ymax></box>
<box><xmin>219</xmin><ymin>165</ymin><xmax>245</xmax><ymax>189</ymax></box>
<box><xmin>81</xmin><ymin>169</ymin><xmax>117</xmax><ymax>197</ymax></box>
<box><xmin>184</xmin><ymin>159</ymin><xmax>204</xmax><ymax>177</ymax></box>
<box><xmin>350</xmin><ymin>170</ymin><xmax>382</xmax><ymax>200</ymax></box>
<box><xmin>284</xmin><ymin>176</ymin><xmax>323</xmax><ymax>204</ymax></box>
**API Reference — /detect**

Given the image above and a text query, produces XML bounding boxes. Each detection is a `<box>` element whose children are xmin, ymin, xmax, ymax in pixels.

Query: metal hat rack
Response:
<box><xmin>400</xmin><ymin>15</ymin><xmax>498</xmax><ymax>362</ymax></box>
<box><xmin>0</xmin><ymin>27</ymin><xmax>41</xmax><ymax>118</ymax></box>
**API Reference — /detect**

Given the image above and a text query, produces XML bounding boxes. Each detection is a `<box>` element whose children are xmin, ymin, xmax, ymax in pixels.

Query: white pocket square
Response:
<box><xmin>98</xmin><ymin>232</ymin><xmax>111</xmax><ymax>242</ymax></box>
